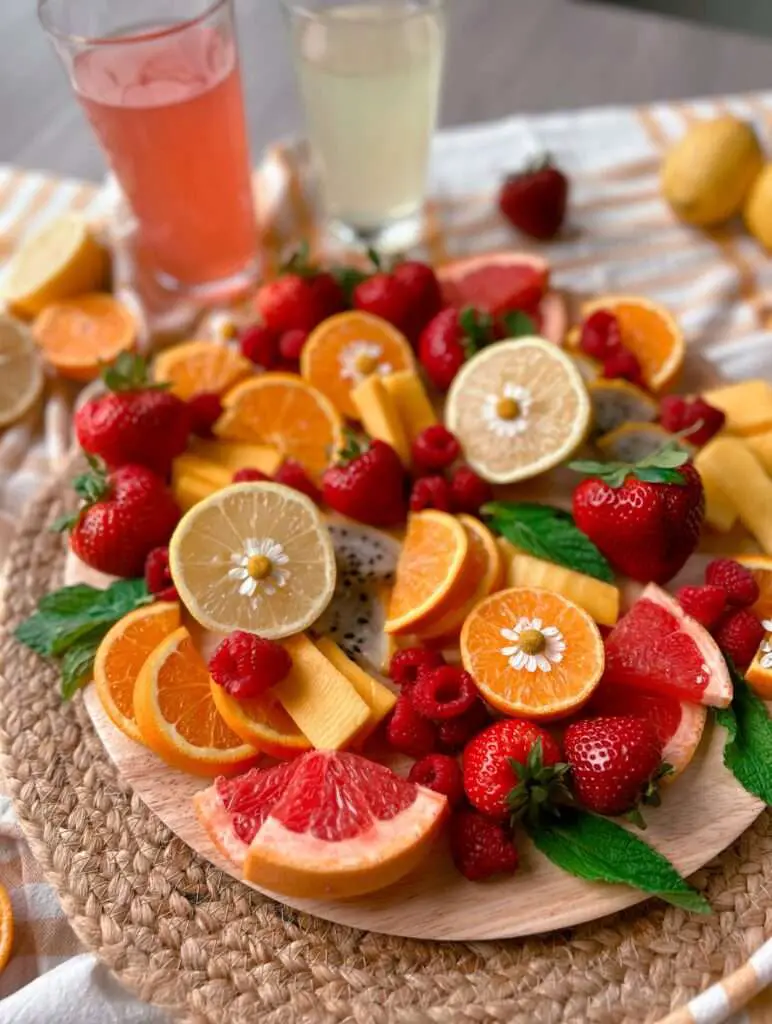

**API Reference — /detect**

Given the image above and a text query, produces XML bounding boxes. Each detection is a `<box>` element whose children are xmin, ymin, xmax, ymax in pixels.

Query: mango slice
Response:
<box><xmin>694</xmin><ymin>445</ymin><xmax>739</xmax><ymax>533</ymax></box>
<box><xmin>381</xmin><ymin>370</ymin><xmax>438</xmax><ymax>444</ymax></box>
<box><xmin>507</xmin><ymin>552</ymin><xmax>620</xmax><ymax>627</ymax></box>
<box><xmin>351</xmin><ymin>375</ymin><xmax>411</xmax><ymax>466</ymax></box>
<box><xmin>697</xmin><ymin>438</ymin><xmax>772</xmax><ymax>554</ymax></box>
<box><xmin>315</xmin><ymin>636</ymin><xmax>397</xmax><ymax>742</ymax></box>
<box><xmin>703</xmin><ymin>380</ymin><xmax>772</xmax><ymax>436</ymax></box>
<box><xmin>187</xmin><ymin>438</ymin><xmax>282</xmax><ymax>475</ymax></box>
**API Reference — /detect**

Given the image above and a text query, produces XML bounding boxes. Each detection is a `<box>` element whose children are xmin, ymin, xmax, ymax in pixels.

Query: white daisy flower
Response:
<box><xmin>760</xmin><ymin>622</ymin><xmax>772</xmax><ymax>668</ymax></box>
<box><xmin>481</xmin><ymin>382</ymin><xmax>532</xmax><ymax>439</ymax></box>
<box><xmin>228</xmin><ymin>537</ymin><xmax>290</xmax><ymax>601</ymax></box>
<box><xmin>500</xmin><ymin>617</ymin><xmax>566</xmax><ymax>674</ymax></box>
<box><xmin>338</xmin><ymin>341</ymin><xmax>392</xmax><ymax>384</ymax></box>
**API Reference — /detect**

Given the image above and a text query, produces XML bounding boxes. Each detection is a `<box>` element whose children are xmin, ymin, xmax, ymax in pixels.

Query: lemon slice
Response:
<box><xmin>169</xmin><ymin>481</ymin><xmax>336</xmax><ymax>638</ymax></box>
<box><xmin>1</xmin><ymin>214</ymin><xmax>107</xmax><ymax>320</ymax></box>
<box><xmin>0</xmin><ymin>315</ymin><xmax>44</xmax><ymax>428</ymax></box>
<box><xmin>444</xmin><ymin>337</ymin><xmax>591</xmax><ymax>484</ymax></box>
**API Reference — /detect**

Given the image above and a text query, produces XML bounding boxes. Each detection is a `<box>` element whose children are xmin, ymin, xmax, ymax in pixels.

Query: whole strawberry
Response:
<box><xmin>322</xmin><ymin>431</ymin><xmax>407</xmax><ymax>527</ymax></box>
<box><xmin>450</xmin><ymin>809</ymin><xmax>519</xmax><ymax>881</ymax></box>
<box><xmin>75</xmin><ymin>353</ymin><xmax>190</xmax><ymax>477</ymax></box>
<box><xmin>498</xmin><ymin>157</ymin><xmax>569</xmax><ymax>240</ymax></box>
<box><xmin>256</xmin><ymin>245</ymin><xmax>345</xmax><ymax>334</ymax></box>
<box><xmin>564</xmin><ymin>715</ymin><xmax>665</xmax><ymax>822</ymax></box>
<box><xmin>57</xmin><ymin>458</ymin><xmax>181</xmax><ymax>578</ymax></box>
<box><xmin>353</xmin><ymin>254</ymin><xmax>442</xmax><ymax>342</ymax></box>
<box><xmin>418</xmin><ymin>307</ymin><xmax>496</xmax><ymax>392</ymax></box>
<box><xmin>571</xmin><ymin>443</ymin><xmax>705</xmax><ymax>584</ymax></box>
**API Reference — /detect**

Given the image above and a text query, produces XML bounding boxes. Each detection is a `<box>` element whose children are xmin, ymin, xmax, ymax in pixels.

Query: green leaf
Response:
<box><xmin>101</xmin><ymin>352</ymin><xmax>161</xmax><ymax>392</ymax></box>
<box><xmin>528</xmin><ymin>809</ymin><xmax>711</xmax><ymax>913</ymax></box>
<box><xmin>482</xmin><ymin>501</ymin><xmax>614</xmax><ymax>583</ymax></box>
<box><xmin>332</xmin><ymin>266</ymin><xmax>369</xmax><ymax>304</ymax></box>
<box><xmin>715</xmin><ymin>662</ymin><xmax>772</xmax><ymax>805</ymax></box>
<box><xmin>60</xmin><ymin>641</ymin><xmax>97</xmax><ymax>701</ymax></box>
<box><xmin>569</xmin><ymin>441</ymin><xmax>689</xmax><ymax>490</ymax></box>
<box><xmin>38</xmin><ymin>584</ymin><xmax>104</xmax><ymax>616</ymax></box>
<box><xmin>500</xmin><ymin>310</ymin><xmax>537</xmax><ymax>339</ymax></box>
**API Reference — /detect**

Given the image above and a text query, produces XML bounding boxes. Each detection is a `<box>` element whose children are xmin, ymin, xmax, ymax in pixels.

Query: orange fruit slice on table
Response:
<box><xmin>385</xmin><ymin>510</ymin><xmax>469</xmax><ymax>636</ymax></box>
<box><xmin>735</xmin><ymin>554</ymin><xmax>772</xmax><ymax>621</ymax></box>
<box><xmin>0</xmin><ymin>315</ymin><xmax>44</xmax><ymax>428</ymax></box>
<box><xmin>301</xmin><ymin>311</ymin><xmax>416</xmax><ymax>419</ymax></box>
<box><xmin>460</xmin><ymin>587</ymin><xmax>604</xmax><ymax>719</ymax></box>
<box><xmin>32</xmin><ymin>292</ymin><xmax>136</xmax><ymax>381</ymax></box>
<box><xmin>445</xmin><ymin>337</ymin><xmax>591</xmax><ymax>484</ymax></box>
<box><xmin>215</xmin><ymin>373</ymin><xmax>343</xmax><ymax>482</ymax></box>
<box><xmin>134</xmin><ymin>625</ymin><xmax>260</xmax><ymax>776</ymax></box>
<box><xmin>210</xmin><ymin>680</ymin><xmax>311</xmax><ymax>760</ymax></box>
<box><xmin>577</xmin><ymin>296</ymin><xmax>685</xmax><ymax>392</ymax></box>
<box><xmin>153</xmin><ymin>339</ymin><xmax>253</xmax><ymax>400</ymax></box>
<box><xmin>169</xmin><ymin>481</ymin><xmax>337</xmax><ymax>638</ymax></box>
<box><xmin>93</xmin><ymin>600</ymin><xmax>181</xmax><ymax>744</ymax></box>
<box><xmin>0</xmin><ymin>882</ymin><xmax>13</xmax><ymax>974</ymax></box>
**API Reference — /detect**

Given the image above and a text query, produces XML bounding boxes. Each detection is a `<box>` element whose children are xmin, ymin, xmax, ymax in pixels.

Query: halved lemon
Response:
<box><xmin>0</xmin><ymin>315</ymin><xmax>44</xmax><ymax>428</ymax></box>
<box><xmin>169</xmin><ymin>481</ymin><xmax>336</xmax><ymax>638</ymax></box>
<box><xmin>444</xmin><ymin>337</ymin><xmax>591</xmax><ymax>484</ymax></box>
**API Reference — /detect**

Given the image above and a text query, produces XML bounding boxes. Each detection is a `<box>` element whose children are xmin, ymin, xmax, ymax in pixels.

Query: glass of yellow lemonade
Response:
<box><xmin>281</xmin><ymin>0</ymin><xmax>446</xmax><ymax>251</ymax></box>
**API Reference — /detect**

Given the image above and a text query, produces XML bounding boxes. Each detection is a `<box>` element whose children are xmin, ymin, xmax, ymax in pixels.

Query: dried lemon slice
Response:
<box><xmin>0</xmin><ymin>315</ymin><xmax>44</xmax><ymax>428</ymax></box>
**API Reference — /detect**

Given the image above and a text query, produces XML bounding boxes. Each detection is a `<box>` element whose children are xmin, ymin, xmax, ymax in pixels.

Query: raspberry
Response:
<box><xmin>408</xmin><ymin>753</ymin><xmax>464</xmax><ymax>807</ymax></box>
<box><xmin>411</xmin><ymin>666</ymin><xmax>478</xmax><ymax>721</ymax></box>
<box><xmin>411</xmin><ymin>425</ymin><xmax>461</xmax><ymax>474</ymax></box>
<box><xmin>449</xmin><ymin>465</ymin><xmax>494</xmax><ymax>516</ymax></box>
<box><xmin>450</xmin><ymin>809</ymin><xmax>519</xmax><ymax>881</ymax></box>
<box><xmin>233</xmin><ymin>468</ymin><xmax>271</xmax><ymax>483</ymax></box>
<box><xmin>389</xmin><ymin>647</ymin><xmax>445</xmax><ymax>692</ymax></box>
<box><xmin>144</xmin><ymin>546</ymin><xmax>178</xmax><ymax>602</ymax></box>
<box><xmin>705</xmin><ymin>558</ymin><xmax>760</xmax><ymax>608</ymax></box>
<box><xmin>239</xmin><ymin>324</ymin><xmax>280</xmax><ymax>368</ymax></box>
<box><xmin>659</xmin><ymin>395</ymin><xmax>726</xmax><ymax>447</ymax></box>
<box><xmin>385</xmin><ymin>695</ymin><xmax>437</xmax><ymax>758</ymax></box>
<box><xmin>209</xmin><ymin>630</ymin><xmax>292</xmax><ymax>700</ymax></box>
<box><xmin>676</xmin><ymin>584</ymin><xmax>727</xmax><ymax>630</ymax></box>
<box><xmin>713</xmin><ymin>609</ymin><xmax>765</xmax><ymax>669</ymax></box>
<box><xmin>602</xmin><ymin>346</ymin><xmax>644</xmax><ymax>386</ymax></box>
<box><xmin>275</xmin><ymin>459</ymin><xmax>322</xmax><ymax>504</ymax></box>
<box><xmin>409</xmin><ymin>474</ymin><xmax>452</xmax><ymax>512</ymax></box>
<box><xmin>579</xmin><ymin>310</ymin><xmax>622</xmax><ymax>361</ymax></box>
<box><xmin>279</xmin><ymin>329</ymin><xmax>308</xmax><ymax>363</ymax></box>
<box><xmin>187</xmin><ymin>392</ymin><xmax>223</xmax><ymax>438</ymax></box>
<box><xmin>437</xmin><ymin>700</ymin><xmax>491</xmax><ymax>752</ymax></box>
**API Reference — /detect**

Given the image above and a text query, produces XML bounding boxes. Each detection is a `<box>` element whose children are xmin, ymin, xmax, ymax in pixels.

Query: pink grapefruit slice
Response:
<box><xmin>194</xmin><ymin>750</ymin><xmax>447</xmax><ymax>899</ymax></box>
<box><xmin>603</xmin><ymin>584</ymin><xmax>732</xmax><ymax>708</ymax></box>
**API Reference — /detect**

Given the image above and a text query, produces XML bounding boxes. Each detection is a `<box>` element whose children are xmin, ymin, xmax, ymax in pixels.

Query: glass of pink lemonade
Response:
<box><xmin>38</xmin><ymin>0</ymin><xmax>258</xmax><ymax>302</ymax></box>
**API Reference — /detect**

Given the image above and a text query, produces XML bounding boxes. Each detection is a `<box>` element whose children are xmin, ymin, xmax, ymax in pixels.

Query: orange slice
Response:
<box><xmin>445</xmin><ymin>338</ymin><xmax>591</xmax><ymax>484</ymax></box>
<box><xmin>385</xmin><ymin>510</ymin><xmax>469</xmax><ymax>635</ymax></box>
<box><xmin>215</xmin><ymin>373</ymin><xmax>343</xmax><ymax>482</ymax></box>
<box><xmin>153</xmin><ymin>339</ymin><xmax>253</xmax><ymax>399</ymax></box>
<box><xmin>735</xmin><ymin>554</ymin><xmax>772</xmax><ymax>621</ymax></box>
<box><xmin>0</xmin><ymin>882</ymin><xmax>13</xmax><ymax>974</ymax></box>
<box><xmin>169</xmin><ymin>481</ymin><xmax>336</xmax><ymax>638</ymax></box>
<box><xmin>209</xmin><ymin>679</ymin><xmax>311</xmax><ymax>759</ymax></box>
<box><xmin>301</xmin><ymin>311</ymin><xmax>416</xmax><ymax>419</ymax></box>
<box><xmin>579</xmin><ymin>296</ymin><xmax>685</xmax><ymax>392</ymax></box>
<box><xmin>460</xmin><ymin>587</ymin><xmax>604</xmax><ymax>719</ymax></box>
<box><xmin>133</xmin><ymin>625</ymin><xmax>259</xmax><ymax>776</ymax></box>
<box><xmin>93</xmin><ymin>601</ymin><xmax>181</xmax><ymax>744</ymax></box>
<box><xmin>32</xmin><ymin>293</ymin><xmax>136</xmax><ymax>381</ymax></box>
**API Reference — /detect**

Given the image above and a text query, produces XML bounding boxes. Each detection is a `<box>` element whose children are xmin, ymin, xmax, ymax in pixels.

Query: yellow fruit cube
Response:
<box><xmin>507</xmin><ymin>553</ymin><xmax>620</xmax><ymax>626</ymax></box>
<box><xmin>350</xmin><ymin>375</ymin><xmax>411</xmax><ymax>466</ymax></box>
<box><xmin>173</xmin><ymin>472</ymin><xmax>216</xmax><ymax>513</ymax></box>
<box><xmin>187</xmin><ymin>438</ymin><xmax>282</xmax><ymax>475</ymax></box>
<box><xmin>172</xmin><ymin>454</ymin><xmax>233</xmax><ymax>492</ymax></box>
<box><xmin>315</xmin><ymin>636</ymin><xmax>397</xmax><ymax>742</ymax></box>
<box><xmin>745</xmin><ymin>431</ymin><xmax>772</xmax><ymax>475</ymax></box>
<box><xmin>381</xmin><ymin>370</ymin><xmax>438</xmax><ymax>444</ymax></box>
<box><xmin>694</xmin><ymin>446</ymin><xmax>739</xmax><ymax>533</ymax></box>
<box><xmin>697</xmin><ymin>438</ymin><xmax>772</xmax><ymax>554</ymax></box>
<box><xmin>703</xmin><ymin>380</ymin><xmax>772</xmax><ymax>436</ymax></box>
<box><xmin>273</xmin><ymin>634</ymin><xmax>371</xmax><ymax>750</ymax></box>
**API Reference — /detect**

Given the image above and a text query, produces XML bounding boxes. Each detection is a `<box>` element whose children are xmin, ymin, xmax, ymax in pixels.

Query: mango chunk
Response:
<box><xmin>694</xmin><ymin>445</ymin><xmax>739</xmax><ymax>533</ymax></box>
<box><xmin>350</xmin><ymin>375</ymin><xmax>411</xmax><ymax>466</ymax></box>
<box><xmin>697</xmin><ymin>438</ymin><xmax>772</xmax><ymax>554</ymax></box>
<box><xmin>508</xmin><ymin>552</ymin><xmax>620</xmax><ymax>626</ymax></box>
<box><xmin>172</xmin><ymin>454</ymin><xmax>233</xmax><ymax>491</ymax></box>
<box><xmin>704</xmin><ymin>380</ymin><xmax>772</xmax><ymax>436</ymax></box>
<box><xmin>187</xmin><ymin>438</ymin><xmax>282</xmax><ymax>475</ymax></box>
<box><xmin>315</xmin><ymin>636</ymin><xmax>396</xmax><ymax>742</ymax></box>
<box><xmin>173</xmin><ymin>472</ymin><xmax>216</xmax><ymax>513</ymax></box>
<box><xmin>381</xmin><ymin>370</ymin><xmax>438</xmax><ymax>444</ymax></box>
<box><xmin>745</xmin><ymin>430</ymin><xmax>772</xmax><ymax>475</ymax></box>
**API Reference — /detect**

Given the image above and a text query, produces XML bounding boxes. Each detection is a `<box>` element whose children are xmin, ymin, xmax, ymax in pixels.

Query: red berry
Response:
<box><xmin>322</xmin><ymin>435</ymin><xmax>407</xmax><ymax>528</ymax></box>
<box><xmin>713</xmin><ymin>609</ymin><xmax>765</xmax><ymax>669</ymax></box>
<box><xmin>417</xmin><ymin>308</ymin><xmax>471</xmax><ymax>392</ymax></box>
<box><xmin>233</xmin><ymin>468</ymin><xmax>271</xmax><ymax>483</ymax></box>
<box><xmin>579</xmin><ymin>310</ymin><xmax>622</xmax><ymax>360</ymax></box>
<box><xmin>449</xmin><ymin>465</ymin><xmax>493</xmax><ymax>516</ymax></box>
<box><xmin>411</xmin><ymin>425</ymin><xmax>461</xmax><ymax>474</ymax></box>
<box><xmin>385</xmin><ymin>695</ymin><xmax>437</xmax><ymax>758</ymax></box>
<box><xmin>408</xmin><ymin>754</ymin><xmax>464</xmax><ymax>807</ymax></box>
<box><xmin>437</xmin><ymin>700</ymin><xmax>491</xmax><ymax>752</ymax></box>
<box><xmin>186</xmin><ymin>392</ymin><xmax>223</xmax><ymax>439</ymax></box>
<box><xmin>279</xmin><ymin>329</ymin><xmax>308</xmax><ymax>363</ymax></box>
<box><xmin>353</xmin><ymin>272</ymin><xmax>412</xmax><ymax>332</ymax></box>
<box><xmin>392</xmin><ymin>260</ymin><xmax>443</xmax><ymax>341</ymax></box>
<box><xmin>659</xmin><ymin>395</ymin><xmax>726</xmax><ymax>447</ymax></box>
<box><xmin>256</xmin><ymin>271</ymin><xmax>345</xmax><ymax>335</ymax></box>
<box><xmin>409</xmin><ymin>474</ymin><xmax>452</xmax><ymax>512</ymax></box>
<box><xmin>498</xmin><ymin>159</ymin><xmax>569</xmax><ymax>241</ymax></box>
<box><xmin>410</xmin><ymin>666</ymin><xmax>478</xmax><ymax>721</ymax></box>
<box><xmin>676</xmin><ymin>584</ymin><xmax>727</xmax><ymax>630</ymax></box>
<box><xmin>239</xmin><ymin>324</ymin><xmax>280</xmax><ymax>368</ymax></box>
<box><xmin>450</xmin><ymin>809</ymin><xmax>519</xmax><ymax>881</ymax></box>
<box><xmin>275</xmin><ymin>459</ymin><xmax>322</xmax><ymax>504</ymax></box>
<box><xmin>144</xmin><ymin>546</ymin><xmax>178</xmax><ymax>603</ymax></box>
<box><xmin>602</xmin><ymin>347</ymin><xmax>644</xmax><ymax>386</ymax></box>
<box><xmin>705</xmin><ymin>558</ymin><xmax>760</xmax><ymax>608</ymax></box>
<box><xmin>209</xmin><ymin>630</ymin><xmax>292</xmax><ymax>701</ymax></box>
<box><xmin>389</xmin><ymin>647</ymin><xmax>445</xmax><ymax>692</ymax></box>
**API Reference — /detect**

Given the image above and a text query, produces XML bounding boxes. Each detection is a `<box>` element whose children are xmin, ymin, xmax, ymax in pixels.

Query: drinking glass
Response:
<box><xmin>39</xmin><ymin>0</ymin><xmax>259</xmax><ymax>302</ymax></box>
<box><xmin>281</xmin><ymin>0</ymin><xmax>446</xmax><ymax>251</ymax></box>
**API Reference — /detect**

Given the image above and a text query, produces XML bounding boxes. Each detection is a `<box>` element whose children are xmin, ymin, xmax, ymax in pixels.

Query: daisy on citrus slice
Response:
<box><xmin>445</xmin><ymin>337</ymin><xmax>590</xmax><ymax>484</ymax></box>
<box><xmin>301</xmin><ymin>311</ymin><xmax>416</xmax><ymax>419</ymax></box>
<box><xmin>746</xmin><ymin>618</ymin><xmax>772</xmax><ymax>699</ymax></box>
<box><xmin>0</xmin><ymin>315</ymin><xmax>44</xmax><ymax>429</ymax></box>
<box><xmin>169</xmin><ymin>481</ymin><xmax>336</xmax><ymax>638</ymax></box>
<box><xmin>460</xmin><ymin>587</ymin><xmax>604</xmax><ymax>719</ymax></box>
<box><xmin>215</xmin><ymin>373</ymin><xmax>342</xmax><ymax>482</ymax></box>
<box><xmin>210</xmin><ymin>681</ymin><xmax>311</xmax><ymax>760</ymax></box>
<box><xmin>153</xmin><ymin>339</ymin><xmax>252</xmax><ymax>400</ymax></box>
<box><xmin>93</xmin><ymin>601</ymin><xmax>181</xmax><ymax>744</ymax></box>
<box><xmin>133</xmin><ymin>625</ymin><xmax>259</xmax><ymax>776</ymax></box>
<box><xmin>32</xmin><ymin>293</ymin><xmax>136</xmax><ymax>381</ymax></box>
<box><xmin>384</xmin><ymin>510</ymin><xmax>469</xmax><ymax>636</ymax></box>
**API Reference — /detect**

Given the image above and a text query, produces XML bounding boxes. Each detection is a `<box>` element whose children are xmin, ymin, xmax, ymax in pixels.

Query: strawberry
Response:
<box><xmin>239</xmin><ymin>324</ymin><xmax>280</xmax><ymax>369</ymax></box>
<box><xmin>144</xmin><ymin>546</ymin><xmax>178</xmax><ymax>603</ymax></box>
<box><xmin>659</xmin><ymin>395</ymin><xmax>726</xmax><ymax>447</ymax></box>
<box><xmin>392</xmin><ymin>260</ymin><xmax>444</xmax><ymax>339</ymax></box>
<box><xmin>353</xmin><ymin>254</ymin><xmax>442</xmax><ymax>342</ymax></box>
<box><xmin>418</xmin><ymin>307</ymin><xmax>496</xmax><ymax>392</ymax></box>
<box><xmin>321</xmin><ymin>431</ymin><xmax>407</xmax><ymax>528</ymax></box>
<box><xmin>255</xmin><ymin>246</ymin><xmax>345</xmax><ymax>334</ymax></box>
<box><xmin>57</xmin><ymin>458</ymin><xmax>181</xmax><ymax>578</ymax></box>
<box><xmin>274</xmin><ymin>459</ymin><xmax>322</xmax><ymax>505</ymax></box>
<box><xmin>563</xmin><ymin>715</ymin><xmax>665</xmax><ymax>822</ymax></box>
<box><xmin>570</xmin><ymin>443</ymin><xmax>705</xmax><ymax>584</ymax></box>
<box><xmin>498</xmin><ymin>157</ymin><xmax>569</xmax><ymax>240</ymax></box>
<box><xmin>74</xmin><ymin>353</ymin><xmax>190</xmax><ymax>477</ymax></box>
<box><xmin>462</xmin><ymin>719</ymin><xmax>566</xmax><ymax>822</ymax></box>
<box><xmin>186</xmin><ymin>392</ymin><xmax>222</xmax><ymax>438</ymax></box>
<box><xmin>450</xmin><ymin>809</ymin><xmax>519</xmax><ymax>881</ymax></box>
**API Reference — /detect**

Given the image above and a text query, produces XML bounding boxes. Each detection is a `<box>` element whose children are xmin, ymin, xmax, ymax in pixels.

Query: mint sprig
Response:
<box><xmin>714</xmin><ymin>660</ymin><xmax>772</xmax><ymax>805</ymax></box>
<box><xmin>569</xmin><ymin>441</ymin><xmax>690</xmax><ymax>489</ymax></box>
<box><xmin>528</xmin><ymin>809</ymin><xmax>710</xmax><ymax>913</ymax></box>
<box><xmin>483</xmin><ymin>501</ymin><xmax>613</xmax><ymax>583</ymax></box>
<box><xmin>499</xmin><ymin>310</ymin><xmax>537</xmax><ymax>339</ymax></box>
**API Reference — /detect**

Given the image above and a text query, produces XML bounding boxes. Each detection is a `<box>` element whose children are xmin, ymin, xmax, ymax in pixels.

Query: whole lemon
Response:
<box><xmin>661</xmin><ymin>116</ymin><xmax>763</xmax><ymax>227</ymax></box>
<box><xmin>744</xmin><ymin>163</ymin><xmax>772</xmax><ymax>250</ymax></box>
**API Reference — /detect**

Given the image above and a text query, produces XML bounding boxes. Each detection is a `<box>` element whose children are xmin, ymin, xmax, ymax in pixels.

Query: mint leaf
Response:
<box><xmin>483</xmin><ymin>501</ymin><xmax>614</xmax><ymax>583</ymax></box>
<box><xmin>332</xmin><ymin>266</ymin><xmax>369</xmax><ymax>304</ymax></box>
<box><xmin>528</xmin><ymin>809</ymin><xmax>710</xmax><ymax>913</ymax></box>
<box><xmin>500</xmin><ymin>310</ymin><xmax>536</xmax><ymax>339</ymax></box>
<box><xmin>38</xmin><ymin>584</ymin><xmax>105</xmax><ymax>616</ymax></box>
<box><xmin>715</xmin><ymin>662</ymin><xmax>772</xmax><ymax>804</ymax></box>
<box><xmin>60</xmin><ymin>642</ymin><xmax>97</xmax><ymax>701</ymax></box>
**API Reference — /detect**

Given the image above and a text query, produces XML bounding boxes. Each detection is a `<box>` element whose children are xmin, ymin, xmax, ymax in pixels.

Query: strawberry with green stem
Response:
<box><xmin>322</xmin><ymin>428</ymin><xmax>407</xmax><ymax>527</ymax></box>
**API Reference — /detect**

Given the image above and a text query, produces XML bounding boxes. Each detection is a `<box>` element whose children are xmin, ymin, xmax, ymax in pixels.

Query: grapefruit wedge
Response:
<box><xmin>603</xmin><ymin>584</ymin><xmax>732</xmax><ymax>708</ymax></box>
<box><xmin>194</xmin><ymin>750</ymin><xmax>447</xmax><ymax>899</ymax></box>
